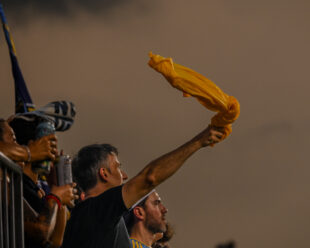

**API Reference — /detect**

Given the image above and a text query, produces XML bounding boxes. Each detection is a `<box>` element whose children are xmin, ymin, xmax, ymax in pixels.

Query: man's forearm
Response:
<box><xmin>123</xmin><ymin>135</ymin><xmax>203</xmax><ymax>208</ymax></box>
<box><xmin>123</xmin><ymin>125</ymin><xmax>222</xmax><ymax>208</ymax></box>
<box><xmin>143</xmin><ymin>137</ymin><xmax>202</xmax><ymax>187</ymax></box>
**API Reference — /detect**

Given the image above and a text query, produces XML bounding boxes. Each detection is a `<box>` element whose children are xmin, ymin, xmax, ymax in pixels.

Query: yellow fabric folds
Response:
<box><xmin>148</xmin><ymin>52</ymin><xmax>240</xmax><ymax>141</ymax></box>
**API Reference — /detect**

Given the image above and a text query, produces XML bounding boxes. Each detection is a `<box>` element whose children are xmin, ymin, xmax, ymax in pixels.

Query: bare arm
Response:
<box><xmin>122</xmin><ymin>125</ymin><xmax>224</xmax><ymax>208</ymax></box>
<box><xmin>0</xmin><ymin>142</ymin><xmax>29</xmax><ymax>162</ymax></box>
<box><xmin>0</xmin><ymin>134</ymin><xmax>57</xmax><ymax>162</ymax></box>
<box><xmin>23</xmin><ymin>183</ymin><xmax>77</xmax><ymax>246</ymax></box>
<box><xmin>24</xmin><ymin>199</ymin><xmax>58</xmax><ymax>244</ymax></box>
<box><xmin>48</xmin><ymin>206</ymin><xmax>68</xmax><ymax>247</ymax></box>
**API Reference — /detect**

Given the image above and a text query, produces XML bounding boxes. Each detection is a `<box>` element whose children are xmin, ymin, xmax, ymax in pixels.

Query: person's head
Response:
<box><xmin>9</xmin><ymin>117</ymin><xmax>38</xmax><ymax>145</ymax></box>
<box><xmin>0</xmin><ymin>119</ymin><xmax>17</xmax><ymax>144</ymax></box>
<box><xmin>72</xmin><ymin>144</ymin><xmax>128</xmax><ymax>193</ymax></box>
<box><xmin>126</xmin><ymin>191</ymin><xmax>168</xmax><ymax>236</ymax></box>
<box><xmin>10</xmin><ymin>117</ymin><xmax>54</xmax><ymax>175</ymax></box>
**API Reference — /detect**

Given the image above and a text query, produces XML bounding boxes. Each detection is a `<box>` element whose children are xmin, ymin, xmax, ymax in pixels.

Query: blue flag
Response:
<box><xmin>0</xmin><ymin>4</ymin><xmax>35</xmax><ymax>113</ymax></box>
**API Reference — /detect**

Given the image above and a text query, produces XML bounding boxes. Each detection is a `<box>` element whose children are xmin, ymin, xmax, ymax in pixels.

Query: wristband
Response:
<box><xmin>46</xmin><ymin>193</ymin><xmax>62</xmax><ymax>209</ymax></box>
<box><xmin>23</xmin><ymin>146</ymin><xmax>31</xmax><ymax>162</ymax></box>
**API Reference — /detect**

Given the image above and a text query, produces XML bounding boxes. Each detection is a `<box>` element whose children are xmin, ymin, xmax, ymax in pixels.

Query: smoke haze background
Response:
<box><xmin>1</xmin><ymin>0</ymin><xmax>310</xmax><ymax>247</ymax></box>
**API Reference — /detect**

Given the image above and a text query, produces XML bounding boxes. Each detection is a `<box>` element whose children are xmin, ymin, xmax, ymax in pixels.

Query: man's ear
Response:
<box><xmin>133</xmin><ymin>206</ymin><xmax>145</xmax><ymax>221</ymax></box>
<box><xmin>80</xmin><ymin>192</ymin><xmax>86</xmax><ymax>201</ymax></box>
<box><xmin>99</xmin><ymin>167</ymin><xmax>109</xmax><ymax>182</ymax></box>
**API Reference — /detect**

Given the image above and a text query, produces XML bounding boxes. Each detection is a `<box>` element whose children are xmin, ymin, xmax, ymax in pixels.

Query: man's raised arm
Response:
<box><xmin>122</xmin><ymin>125</ymin><xmax>224</xmax><ymax>208</ymax></box>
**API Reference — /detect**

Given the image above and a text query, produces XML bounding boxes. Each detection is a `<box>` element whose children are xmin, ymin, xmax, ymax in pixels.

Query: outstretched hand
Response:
<box><xmin>194</xmin><ymin>125</ymin><xmax>225</xmax><ymax>147</ymax></box>
<box><xmin>28</xmin><ymin>134</ymin><xmax>58</xmax><ymax>161</ymax></box>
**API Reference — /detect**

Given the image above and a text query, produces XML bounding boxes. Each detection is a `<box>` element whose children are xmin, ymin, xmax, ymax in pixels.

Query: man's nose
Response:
<box><xmin>161</xmin><ymin>205</ymin><xmax>168</xmax><ymax>214</ymax></box>
<box><xmin>121</xmin><ymin>170</ymin><xmax>128</xmax><ymax>181</ymax></box>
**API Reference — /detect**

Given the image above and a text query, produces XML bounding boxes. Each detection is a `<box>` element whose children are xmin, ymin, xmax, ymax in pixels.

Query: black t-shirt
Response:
<box><xmin>62</xmin><ymin>185</ymin><xmax>131</xmax><ymax>248</ymax></box>
<box><xmin>23</xmin><ymin>173</ymin><xmax>45</xmax><ymax>213</ymax></box>
<box><xmin>23</xmin><ymin>174</ymin><xmax>46</xmax><ymax>248</ymax></box>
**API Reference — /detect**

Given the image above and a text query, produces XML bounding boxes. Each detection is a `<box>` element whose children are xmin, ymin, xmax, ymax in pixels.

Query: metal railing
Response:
<box><xmin>0</xmin><ymin>152</ymin><xmax>24</xmax><ymax>248</ymax></box>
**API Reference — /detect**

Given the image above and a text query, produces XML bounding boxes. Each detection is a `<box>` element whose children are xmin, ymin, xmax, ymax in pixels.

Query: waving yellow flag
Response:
<box><xmin>148</xmin><ymin>52</ymin><xmax>240</xmax><ymax>141</ymax></box>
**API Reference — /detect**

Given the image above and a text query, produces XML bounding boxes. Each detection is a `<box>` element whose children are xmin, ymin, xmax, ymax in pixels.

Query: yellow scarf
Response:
<box><xmin>148</xmin><ymin>52</ymin><xmax>240</xmax><ymax>142</ymax></box>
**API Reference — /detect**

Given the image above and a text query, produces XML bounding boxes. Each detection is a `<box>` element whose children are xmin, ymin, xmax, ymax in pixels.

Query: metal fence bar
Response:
<box><xmin>9</xmin><ymin>172</ymin><xmax>16</xmax><ymax>248</ymax></box>
<box><xmin>0</xmin><ymin>153</ymin><xmax>23</xmax><ymax>174</ymax></box>
<box><xmin>3</xmin><ymin>167</ymin><xmax>9</xmax><ymax>248</ymax></box>
<box><xmin>0</xmin><ymin>153</ymin><xmax>24</xmax><ymax>248</ymax></box>
<box><xmin>0</xmin><ymin>165</ymin><xmax>4</xmax><ymax>248</ymax></box>
<box><xmin>14</xmin><ymin>172</ymin><xmax>24</xmax><ymax>248</ymax></box>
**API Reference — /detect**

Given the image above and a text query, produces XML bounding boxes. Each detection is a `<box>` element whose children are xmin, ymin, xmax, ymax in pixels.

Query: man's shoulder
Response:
<box><xmin>98</xmin><ymin>185</ymin><xmax>123</xmax><ymax>198</ymax></box>
<box><xmin>90</xmin><ymin>185</ymin><xmax>124</xmax><ymax>205</ymax></box>
<box><xmin>71</xmin><ymin>185</ymin><xmax>126</xmax><ymax>216</ymax></box>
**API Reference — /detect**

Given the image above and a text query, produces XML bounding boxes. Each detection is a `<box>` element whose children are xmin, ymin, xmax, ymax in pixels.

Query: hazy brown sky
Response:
<box><xmin>1</xmin><ymin>1</ymin><xmax>310</xmax><ymax>247</ymax></box>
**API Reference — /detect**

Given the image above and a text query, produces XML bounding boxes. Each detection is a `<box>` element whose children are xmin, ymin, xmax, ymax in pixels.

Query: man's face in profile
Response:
<box><xmin>105</xmin><ymin>153</ymin><xmax>128</xmax><ymax>187</ymax></box>
<box><xmin>143</xmin><ymin>192</ymin><xmax>168</xmax><ymax>234</ymax></box>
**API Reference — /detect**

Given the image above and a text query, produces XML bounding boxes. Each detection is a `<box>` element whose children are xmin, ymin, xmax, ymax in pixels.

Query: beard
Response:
<box><xmin>144</xmin><ymin>213</ymin><xmax>167</xmax><ymax>234</ymax></box>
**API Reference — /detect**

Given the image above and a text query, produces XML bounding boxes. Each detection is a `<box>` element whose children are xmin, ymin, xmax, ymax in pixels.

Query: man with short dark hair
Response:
<box><xmin>62</xmin><ymin>125</ymin><xmax>224</xmax><ymax>248</ymax></box>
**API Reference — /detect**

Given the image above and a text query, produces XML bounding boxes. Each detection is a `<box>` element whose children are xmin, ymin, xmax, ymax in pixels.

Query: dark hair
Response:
<box><xmin>124</xmin><ymin>196</ymin><xmax>148</xmax><ymax>235</ymax></box>
<box><xmin>9</xmin><ymin>118</ymin><xmax>39</xmax><ymax>145</ymax></box>
<box><xmin>72</xmin><ymin>144</ymin><xmax>118</xmax><ymax>192</ymax></box>
<box><xmin>0</xmin><ymin>118</ymin><xmax>6</xmax><ymax>141</ymax></box>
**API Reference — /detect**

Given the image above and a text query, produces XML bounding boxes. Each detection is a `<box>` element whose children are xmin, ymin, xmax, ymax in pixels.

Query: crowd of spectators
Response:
<box><xmin>0</xmin><ymin>117</ymin><xmax>78</xmax><ymax>248</ymax></box>
<box><xmin>0</xmin><ymin>113</ymin><xmax>232</xmax><ymax>248</ymax></box>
